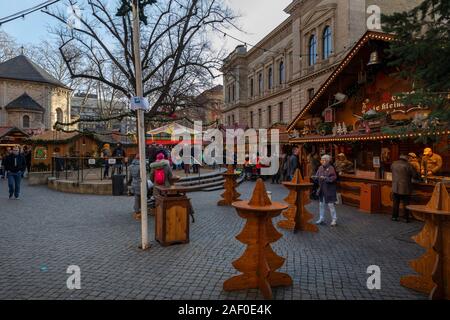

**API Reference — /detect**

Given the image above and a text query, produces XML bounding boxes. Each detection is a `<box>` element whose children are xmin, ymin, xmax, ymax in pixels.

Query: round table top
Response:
<box><xmin>232</xmin><ymin>200</ymin><xmax>288</xmax><ymax>213</ymax></box>
<box><xmin>282</xmin><ymin>181</ymin><xmax>314</xmax><ymax>188</ymax></box>
<box><xmin>407</xmin><ymin>205</ymin><xmax>450</xmax><ymax>216</ymax></box>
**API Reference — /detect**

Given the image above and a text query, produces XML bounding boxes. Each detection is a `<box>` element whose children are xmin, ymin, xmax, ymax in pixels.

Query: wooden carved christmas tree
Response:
<box><xmin>223</xmin><ymin>179</ymin><xmax>292</xmax><ymax>299</ymax></box>
<box><xmin>400</xmin><ymin>182</ymin><xmax>450</xmax><ymax>300</ymax></box>
<box><xmin>278</xmin><ymin>169</ymin><xmax>318</xmax><ymax>233</ymax></box>
<box><xmin>218</xmin><ymin>165</ymin><xmax>241</xmax><ymax>206</ymax></box>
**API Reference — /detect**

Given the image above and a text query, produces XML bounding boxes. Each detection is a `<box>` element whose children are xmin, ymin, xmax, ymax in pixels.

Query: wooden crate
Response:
<box><xmin>154</xmin><ymin>193</ymin><xmax>190</xmax><ymax>246</ymax></box>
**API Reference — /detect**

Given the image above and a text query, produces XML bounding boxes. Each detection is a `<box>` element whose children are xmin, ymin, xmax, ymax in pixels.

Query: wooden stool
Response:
<box><xmin>400</xmin><ymin>182</ymin><xmax>450</xmax><ymax>300</ymax></box>
<box><xmin>154</xmin><ymin>186</ymin><xmax>191</xmax><ymax>246</ymax></box>
<box><xmin>218</xmin><ymin>165</ymin><xmax>241</xmax><ymax>206</ymax></box>
<box><xmin>223</xmin><ymin>179</ymin><xmax>292</xmax><ymax>299</ymax></box>
<box><xmin>278</xmin><ymin>169</ymin><xmax>318</xmax><ymax>233</ymax></box>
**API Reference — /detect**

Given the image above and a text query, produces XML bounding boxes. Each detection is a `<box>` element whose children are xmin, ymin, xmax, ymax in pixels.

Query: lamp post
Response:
<box><xmin>132</xmin><ymin>0</ymin><xmax>149</xmax><ymax>250</ymax></box>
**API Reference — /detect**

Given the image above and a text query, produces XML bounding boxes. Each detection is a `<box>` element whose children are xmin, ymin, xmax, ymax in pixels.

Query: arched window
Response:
<box><xmin>258</xmin><ymin>73</ymin><xmax>263</xmax><ymax>94</ymax></box>
<box><xmin>268</xmin><ymin>67</ymin><xmax>273</xmax><ymax>90</ymax></box>
<box><xmin>279</xmin><ymin>60</ymin><xmax>285</xmax><ymax>84</ymax></box>
<box><xmin>56</xmin><ymin>108</ymin><xmax>63</xmax><ymax>123</ymax></box>
<box><xmin>309</xmin><ymin>35</ymin><xmax>317</xmax><ymax>66</ymax></box>
<box><xmin>23</xmin><ymin>115</ymin><xmax>30</xmax><ymax>128</ymax></box>
<box><xmin>323</xmin><ymin>26</ymin><xmax>332</xmax><ymax>60</ymax></box>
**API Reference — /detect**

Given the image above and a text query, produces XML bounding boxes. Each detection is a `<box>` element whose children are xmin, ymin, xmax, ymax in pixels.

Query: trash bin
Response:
<box><xmin>112</xmin><ymin>174</ymin><xmax>125</xmax><ymax>196</ymax></box>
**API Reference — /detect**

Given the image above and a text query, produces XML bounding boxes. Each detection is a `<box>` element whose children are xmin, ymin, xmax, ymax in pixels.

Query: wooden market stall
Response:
<box><xmin>26</xmin><ymin>130</ymin><xmax>137</xmax><ymax>172</ymax></box>
<box><xmin>287</xmin><ymin>31</ymin><xmax>449</xmax><ymax>214</ymax></box>
<box><xmin>0</xmin><ymin>126</ymin><xmax>30</xmax><ymax>155</ymax></box>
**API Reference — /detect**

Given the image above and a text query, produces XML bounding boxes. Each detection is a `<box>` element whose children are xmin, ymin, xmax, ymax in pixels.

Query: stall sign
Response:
<box><xmin>361</xmin><ymin>93</ymin><xmax>427</xmax><ymax>115</ymax></box>
<box><xmin>130</xmin><ymin>96</ymin><xmax>150</xmax><ymax>111</ymax></box>
<box><xmin>88</xmin><ymin>159</ymin><xmax>96</xmax><ymax>165</ymax></box>
<box><xmin>34</xmin><ymin>146</ymin><xmax>48</xmax><ymax>160</ymax></box>
<box><xmin>373</xmin><ymin>156</ymin><xmax>381</xmax><ymax>168</ymax></box>
<box><xmin>108</xmin><ymin>158</ymin><xmax>116</xmax><ymax>165</ymax></box>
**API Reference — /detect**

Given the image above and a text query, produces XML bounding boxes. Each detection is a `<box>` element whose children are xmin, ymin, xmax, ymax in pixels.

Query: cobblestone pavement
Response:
<box><xmin>0</xmin><ymin>178</ymin><xmax>427</xmax><ymax>300</ymax></box>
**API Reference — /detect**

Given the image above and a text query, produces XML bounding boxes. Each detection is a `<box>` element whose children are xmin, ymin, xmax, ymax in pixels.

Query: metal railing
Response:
<box><xmin>51</xmin><ymin>156</ymin><xmax>129</xmax><ymax>183</ymax></box>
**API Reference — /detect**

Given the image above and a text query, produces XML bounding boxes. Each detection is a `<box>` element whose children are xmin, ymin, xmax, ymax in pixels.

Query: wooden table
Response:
<box><xmin>400</xmin><ymin>183</ymin><xmax>450</xmax><ymax>300</ymax></box>
<box><xmin>218</xmin><ymin>165</ymin><xmax>241</xmax><ymax>206</ymax></box>
<box><xmin>278</xmin><ymin>181</ymin><xmax>317</xmax><ymax>233</ymax></box>
<box><xmin>223</xmin><ymin>179</ymin><xmax>291</xmax><ymax>299</ymax></box>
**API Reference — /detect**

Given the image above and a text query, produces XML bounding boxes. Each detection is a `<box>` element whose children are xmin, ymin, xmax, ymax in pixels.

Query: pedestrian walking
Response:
<box><xmin>286</xmin><ymin>146</ymin><xmax>300</xmax><ymax>181</ymax></box>
<box><xmin>101</xmin><ymin>144</ymin><xmax>111</xmax><ymax>178</ymax></box>
<box><xmin>391</xmin><ymin>154</ymin><xmax>417</xmax><ymax>222</ymax></box>
<box><xmin>129</xmin><ymin>153</ymin><xmax>143</xmax><ymax>220</ymax></box>
<box><xmin>313</xmin><ymin>154</ymin><xmax>338</xmax><ymax>226</ymax></box>
<box><xmin>4</xmin><ymin>146</ymin><xmax>26</xmax><ymax>199</ymax></box>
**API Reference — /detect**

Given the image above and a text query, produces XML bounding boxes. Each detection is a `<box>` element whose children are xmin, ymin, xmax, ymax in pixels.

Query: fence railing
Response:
<box><xmin>51</xmin><ymin>156</ymin><xmax>129</xmax><ymax>182</ymax></box>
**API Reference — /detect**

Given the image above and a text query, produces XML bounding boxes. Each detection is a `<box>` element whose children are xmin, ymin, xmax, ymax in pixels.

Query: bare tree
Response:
<box><xmin>44</xmin><ymin>0</ymin><xmax>236</xmax><ymax>126</ymax></box>
<box><xmin>0</xmin><ymin>31</ymin><xmax>19</xmax><ymax>63</ymax></box>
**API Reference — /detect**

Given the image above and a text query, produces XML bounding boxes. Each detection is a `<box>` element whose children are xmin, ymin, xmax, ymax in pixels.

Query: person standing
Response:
<box><xmin>101</xmin><ymin>144</ymin><xmax>111</xmax><ymax>179</ymax></box>
<box><xmin>150</xmin><ymin>152</ymin><xmax>173</xmax><ymax>188</ymax></box>
<box><xmin>391</xmin><ymin>154</ymin><xmax>417</xmax><ymax>222</ymax></box>
<box><xmin>4</xmin><ymin>146</ymin><xmax>26</xmax><ymax>199</ymax></box>
<box><xmin>314</xmin><ymin>154</ymin><xmax>338</xmax><ymax>226</ymax></box>
<box><xmin>129</xmin><ymin>153</ymin><xmax>143</xmax><ymax>220</ymax></box>
<box><xmin>112</xmin><ymin>143</ymin><xmax>126</xmax><ymax>175</ymax></box>
<box><xmin>286</xmin><ymin>147</ymin><xmax>300</xmax><ymax>181</ymax></box>
<box><xmin>23</xmin><ymin>146</ymin><xmax>32</xmax><ymax>176</ymax></box>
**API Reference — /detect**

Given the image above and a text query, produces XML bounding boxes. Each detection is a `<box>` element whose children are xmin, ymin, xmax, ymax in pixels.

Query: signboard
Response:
<box><xmin>130</xmin><ymin>96</ymin><xmax>150</xmax><ymax>111</ymax></box>
<box><xmin>34</xmin><ymin>146</ymin><xmax>48</xmax><ymax>160</ymax></box>
<box><xmin>323</xmin><ymin>107</ymin><xmax>334</xmax><ymax>123</ymax></box>
<box><xmin>373</xmin><ymin>156</ymin><xmax>381</xmax><ymax>168</ymax></box>
<box><xmin>108</xmin><ymin>158</ymin><xmax>116</xmax><ymax>165</ymax></box>
<box><xmin>361</xmin><ymin>94</ymin><xmax>427</xmax><ymax>115</ymax></box>
<box><xmin>88</xmin><ymin>159</ymin><xmax>96</xmax><ymax>165</ymax></box>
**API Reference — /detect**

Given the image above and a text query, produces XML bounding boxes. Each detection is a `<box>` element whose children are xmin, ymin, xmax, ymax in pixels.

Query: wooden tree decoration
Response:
<box><xmin>400</xmin><ymin>182</ymin><xmax>450</xmax><ymax>300</ymax></box>
<box><xmin>218</xmin><ymin>165</ymin><xmax>241</xmax><ymax>206</ymax></box>
<box><xmin>278</xmin><ymin>169</ymin><xmax>318</xmax><ymax>233</ymax></box>
<box><xmin>223</xmin><ymin>179</ymin><xmax>292</xmax><ymax>299</ymax></box>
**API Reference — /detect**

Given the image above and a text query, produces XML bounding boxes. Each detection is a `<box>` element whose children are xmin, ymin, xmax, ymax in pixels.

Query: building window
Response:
<box><xmin>228</xmin><ymin>115</ymin><xmax>231</xmax><ymax>126</ymax></box>
<box><xmin>308</xmin><ymin>88</ymin><xmax>315</xmax><ymax>101</ymax></box>
<box><xmin>309</xmin><ymin>35</ymin><xmax>317</xmax><ymax>66</ymax></box>
<box><xmin>268</xmin><ymin>67</ymin><xmax>273</xmax><ymax>90</ymax></box>
<box><xmin>250</xmin><ymin>78</ymin><xmax>254</xmax><ymax>96</ymax></box>
<box><xmin>56</xmin><ymin>108</ymin><xmax>63</xmax><ymax>123</ymax></box>
<box><xmin>267</xmin><ymin>106</ymin><xmax>272</xmax><ymax>126</ymax></box>
<box><xmin>279</xmin><ymin>60</ymin><xmax>285</xmax><ymax>84</ymax></box>
<box><xmin>232</xmin><ymin>114</ymin><xmax>235</xmax><ymax>125</ymax></box>
<box><xmin>258</xmin><ymin>73</ymin><xmax>263</xmax><ymax>94</ymax></box>
<box><xmin>227</xmin><ymin>85</ymin><xmax>231</xmax><ymax>103</ymax></box>
<box><xmin>23</xmin><ymin>115</ymin><xmax>30</xmax><ymax>128</ymax></box>
<box><xmin>250</xmin><ymin>111</ymin><xmax>254</xmax><ymax>128</ymax></box>
<box><xmin>323</xmin><ymin>26</ymin><xmax>332</xmax><ymax>60</ymax></box>
<box><xmin>279</xmin><ymin>102</ymin><xmax>284</xmax><ymax>123</ymax></box>
<box><xmin>231</xmin><ymin>83</ymin><xmax>235</xmax><ymax>101</ymax></box>
<box><xmin>258</xmin><ymin>109</ymin><xmax>262</xmax><ymax>128</ymax></box>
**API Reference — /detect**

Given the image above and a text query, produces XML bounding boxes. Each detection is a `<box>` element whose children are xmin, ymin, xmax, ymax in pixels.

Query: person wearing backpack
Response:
<box><xmin>150</xmin><ymin>152</ymin><xmax>173</xmax><ymax>187</ymax></box>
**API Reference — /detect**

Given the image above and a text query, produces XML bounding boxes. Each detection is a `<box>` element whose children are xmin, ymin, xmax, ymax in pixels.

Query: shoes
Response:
<box><xmin>391</xmin><ymin>217</ymin><xmax>399</xmax><ymax>222</ymax></box>
<box><xmin>315</xmin><ymin>219</ymin><xmax>325</xmax><ymax>225</ymax></box>
<box><xmin>9</xmin><ymin>194</ymin><xmax>13</xmax><ymax>199</ymax></box>
<box><xmin>14</xmin><ymin>196</ymin><xmax>19</xmax><ymax>200</ymax></box>
<box><xmin>331</xmin><ymin>220</ymin><xmax>337</xmax><ymax>227</ymax></box>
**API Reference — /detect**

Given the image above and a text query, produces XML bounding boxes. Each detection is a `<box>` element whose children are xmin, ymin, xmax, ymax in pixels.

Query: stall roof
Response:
<box><xmin>27</xmin><ymin>130</ymin><xmax>137</xmax><ymax>145</ymax></box>
<box><xmin>147</xmin><ymin>123</ymin><xmax>201</xmax><ymax>136</ymax></box>
<box><xmin>0</xmin><ymin>126</ymin><xmax>30</xmax><ymax>139</ymax></box>
<box><xmin>287</xmin><ymin>31</ymin><xmax>395</xmax><ymax>132</ymax></box>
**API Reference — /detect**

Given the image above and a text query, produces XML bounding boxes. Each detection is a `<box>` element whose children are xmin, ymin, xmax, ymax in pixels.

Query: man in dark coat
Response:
<box><xmin>391</xmin><ymin>154</ymin><xmax>417</xmax><ymax>222</ymax></box>
<box><xmin>313</xmin><ymin>154</ymin><xmax>338</xmax><ymax>226</ymax></box>
<box><xmin>112</xmin><ymin>143</ymin><xmax>126</xmax><ymax>175</ymax></box>
<box><xmin>286</xmin><ymin>147</ymin><xmax>300</xmax><ymax>181</ymax></box>
<box><xmin>4</xmin><ymin>146</ymin><xmax>26</xmax><ymax>199</ymax></box>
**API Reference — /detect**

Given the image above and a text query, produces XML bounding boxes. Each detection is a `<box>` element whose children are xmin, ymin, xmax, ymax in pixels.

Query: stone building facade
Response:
<box><xmin>221</xmin><ymin>0</ymin><xmax>422</xmax><ymax>129</ymax></box>
<box><xmin>0</xmin><ymin>55</ymin><xmax>71</xmax><ymax>134</ymax></box>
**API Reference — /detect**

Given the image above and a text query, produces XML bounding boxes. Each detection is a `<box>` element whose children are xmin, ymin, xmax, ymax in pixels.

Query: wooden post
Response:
<box><xmin>218</xmin><ymin>165</ymin><xmax>241</xmax><ymax>206</ymax></box>
<box><xmin>400</xmin><ymin>183</ymin><xmax>450</xmax><ymax>300</ymax></box>
<box><xmin>223</xmin><ymin>179</ymin><xmax>292</xmax><ymax>299</ymax></box>
<box><xmin>278</xmin><ymin>169</ymin><xmax>318</xmax><ymax>233</ymax></box>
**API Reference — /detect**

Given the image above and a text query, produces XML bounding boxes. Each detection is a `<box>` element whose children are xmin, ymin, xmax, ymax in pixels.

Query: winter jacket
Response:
<box><xmin>315</xmin><ymin>164</ymin><xmax>337</xmax><ymax>203</ymax></box>
<box><xmin>4</xmin><ymin>154</ymin><xmax>26</xmax><ymax>173</ymax></box>
<box><xmin>129</xmin><ymin>159</ymin><xmax>142</xmax><ymax>195</ymax></box>
<box><xmin>391</xmin><ymin>158</ymin><xmax>416</xmax><ymax>195</ymax></box>
<box><xmin>150</xmin><ymin>159</ymin><xmax>173</xmax><ymax>188</ymax></box>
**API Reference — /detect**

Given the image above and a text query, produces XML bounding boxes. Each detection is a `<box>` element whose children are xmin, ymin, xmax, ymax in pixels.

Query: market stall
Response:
<box><xmin>287</xmin><ymin>31</ymin><xmax>449</xmax><ymax>214</ymax></box>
